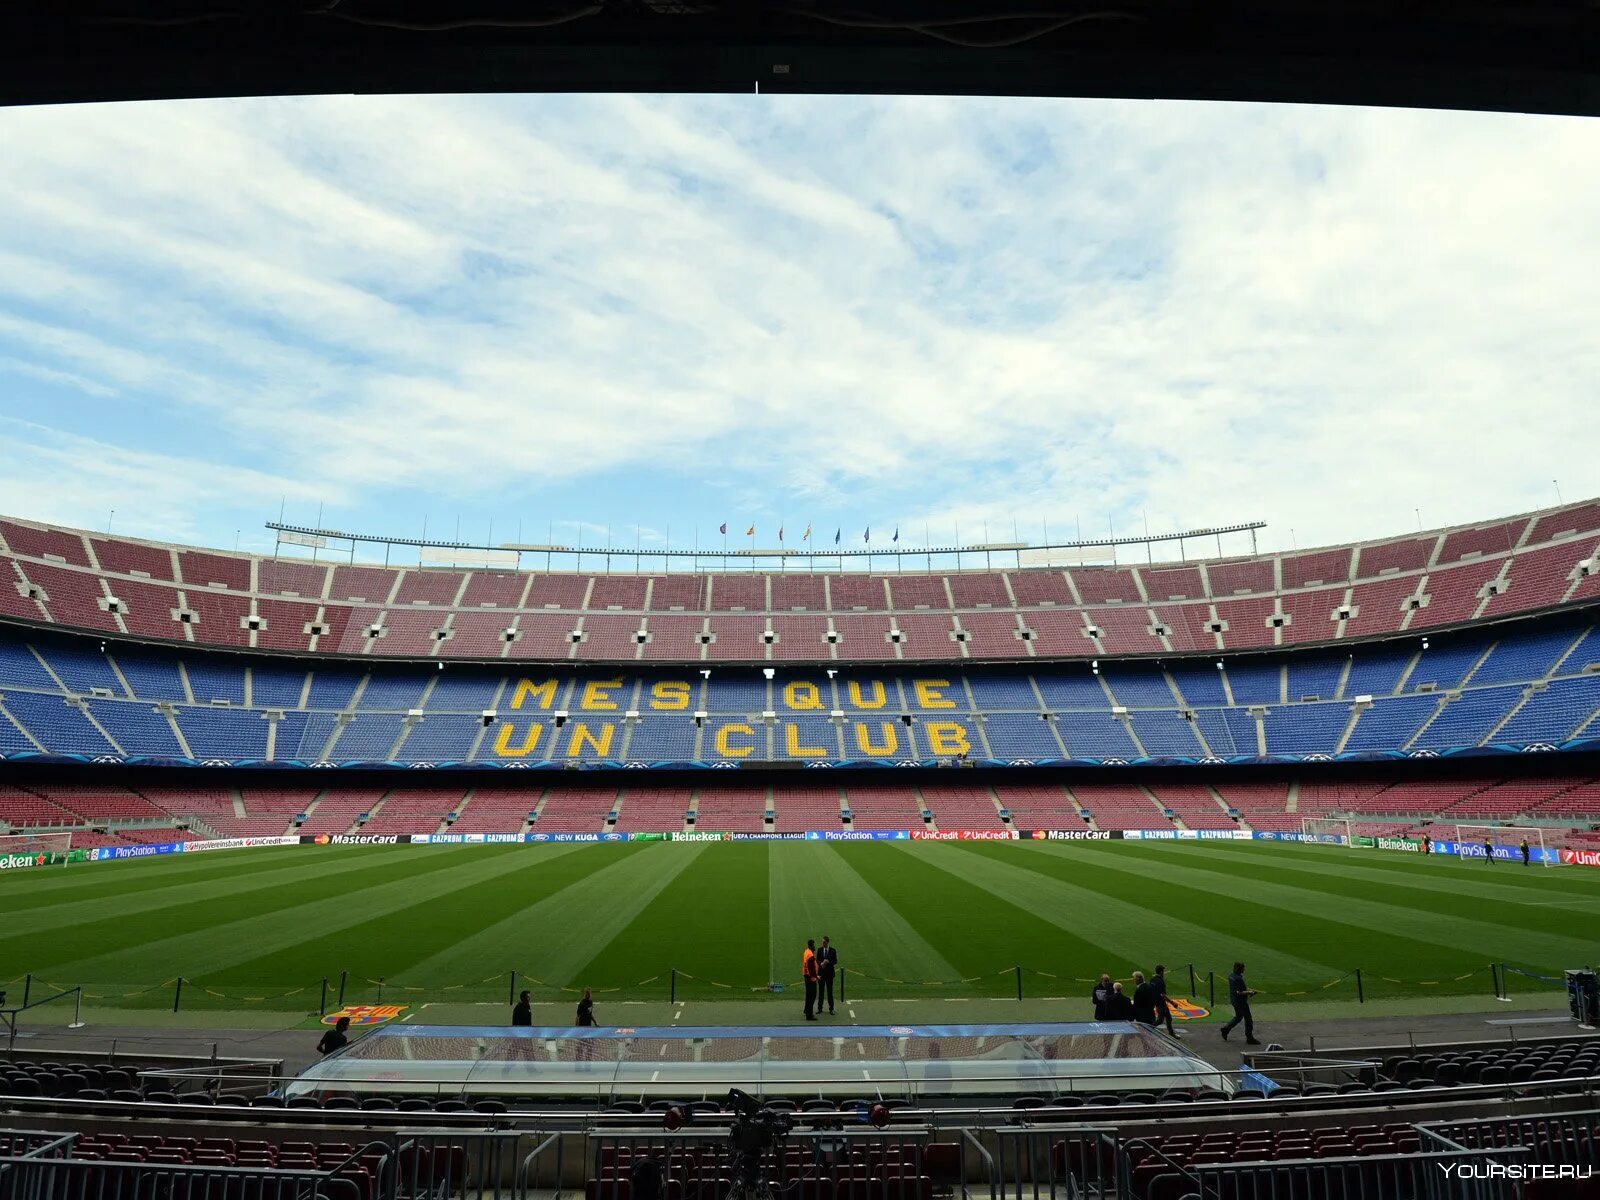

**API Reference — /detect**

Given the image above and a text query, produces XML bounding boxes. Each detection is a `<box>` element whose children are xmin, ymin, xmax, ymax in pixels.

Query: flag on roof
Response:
<box><xmin>834</xmin><ymin>528</ymin><xmax>841</xmax><ymax>545</ymax></box>
<box><xmin>719</xmin><ymin>523</ymin><xmax>727</xmax><ymax>536</ymax></box>
<box><xmin>864</xmin><ymin>527</ymin><xmax>871</xmax><ymax>543</ymax></box>
<box><xmin>746</xmin><ymin>525</ymin><xmax>755</xmax><ymax>537</ymax></box>
<box><xmin>802</xmin><ymin>524</ymin><xmax>811</xmax><ymax>541</ymax></box>
<box><xmin>893</xmin><ymin>527</ymin><xmax>899</xmax><ymax>543</ymax></box>
<box><xmin>778</xmin><ymin>526</ymin><xmax>785</xmax><ymax>541</ymax></box>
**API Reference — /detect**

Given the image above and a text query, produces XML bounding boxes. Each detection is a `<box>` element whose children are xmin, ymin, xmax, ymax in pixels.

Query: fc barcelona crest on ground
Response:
<box><xmin>320</xmin><ymin>1005</ymin><xmax>406</xmax><ymax>1026</ymax></box>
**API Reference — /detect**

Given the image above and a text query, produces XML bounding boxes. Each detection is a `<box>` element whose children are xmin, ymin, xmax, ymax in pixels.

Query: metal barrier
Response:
<box><xmin>986</xmin><ymin>1127</ymin><xmax>1116</xmax><ymax>1200</ymax></box>
<box><xmin>1186</xmin><ymin>1147</ymin><xmax>1532</xmax><ymax>1199</ymax></box>
<box><xmin>583</xmin><ymin>1126</ymin><xmax>938</xmax><ymax>1200</ymax></box>
<box><xmin>0</xmin><ymin>1129</ymin><xmax>528</xmax><ymax>1200</ymax></box>
<box><xmin>1419</xmin><ymin>1108</ymin><xmax>1600</xmax><ymax>1167</ymax></box>
<box><xmin>0</xmin><ymin>1154</ymin><xmax>365</xmax><ymax>1200</ymax></box>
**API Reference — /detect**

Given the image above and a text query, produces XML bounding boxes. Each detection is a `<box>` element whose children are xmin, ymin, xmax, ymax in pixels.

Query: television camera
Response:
<box><xmin>725</xmin><ymin>1088</ymin><xmax>794</xmax><ymax>1199</ymax></box>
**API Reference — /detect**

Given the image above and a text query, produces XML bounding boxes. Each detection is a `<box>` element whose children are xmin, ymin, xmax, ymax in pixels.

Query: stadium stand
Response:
<box><xmin>6</xmin><ymin>608</ymin><xmax>1600</xmax><ymax>772</ymax></box>
<box><xmin>0</xmin><ymin>500</ymin><xmax>1596</xmax><ymax>664</ymax></box>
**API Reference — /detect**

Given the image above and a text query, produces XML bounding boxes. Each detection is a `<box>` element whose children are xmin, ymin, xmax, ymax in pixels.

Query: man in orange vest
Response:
<box><xmin>802</xmin><ymin>939</ymin><xmax>820</xmax><ymax>1021</ymax></box>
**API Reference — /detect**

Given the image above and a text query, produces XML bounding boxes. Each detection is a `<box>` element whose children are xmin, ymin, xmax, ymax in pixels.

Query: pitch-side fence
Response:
<box><xmin>8</xmin><ymin>960</ymin><xmax>1578</xmax><ymax>1014</ymax></box>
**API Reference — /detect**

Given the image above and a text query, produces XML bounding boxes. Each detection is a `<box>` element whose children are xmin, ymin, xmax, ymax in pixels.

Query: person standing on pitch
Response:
<box><xmin>1220</xmin><ymin>962</ymin><xmax>1260</xmax><ymax>1045</ymax></box>
<box><xmin>802</xmin><ymin>939</ymin><xmax>820</xmax><ymax>1021</ymax></box>
<box><xmin>1091</xmin><ymin>973</ymin><xmax>1113</xmax><ymax>1020</ymax></box>
<box><xmin>1152</xmin><ymin>964</ymin><xmax>1178</xmax><ymax>1036</ymax></box>
<box><xmin>1484</xmin><ymin>838</ymin><xmax>1495</xmax><ymax>863</ymax></box>
<box><xmin>512</xmin><ymin>990</ymin><xmax>532</xmax><ymax>1026</ymax></box>
<box><xmin>817</xmin><ymin>936</ymin><xmax>839</xmax><ymax>1015</ymax></box>
<box><xmin>1104</xmin><ymin>981</ymin><xmax>1134</xmax><ymax>1021</ymax></box>
<box><xmin>1131</xmin><ymin>971</ymin><xmax>1161</xmax><ymax>1026</ymax></box>
<box><xmin>576</xmin><ymin>987</ymin><xmax>596</xmax><ymax>1027</ymax></box>
<box><xmin>1521</xmin><ymin>838</ymin><xmax>1532</xmax><ymax>866</ymax></box>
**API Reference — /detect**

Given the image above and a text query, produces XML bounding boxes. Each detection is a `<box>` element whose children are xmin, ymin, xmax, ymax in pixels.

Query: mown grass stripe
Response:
<box><xmin>576</xmin><ymin>843</ymin><xmax>769</xmax><ymax>997</ymax></box>
<box><xmin>28</xmin><ymin>844</ymin><xmax>554</xmax><ymax>986</ymax></box>
<box><xmin>2</xmin><ymin>846</ymin><xmax>425</xmax><ymax>937</ymax></box>
<box><xmin>404</xmin><ymin>842</ymin><xmax>700</xmax><ymax>988</ymax></box>
<box><xmin>931</xmin><ymin>841</ymin><xmax>1343</xmax><ymax>984</ymax></box>
<box><xmin>1128</xmin><ymin>840</ymin><xmax>1600</xmax><ymax>941</ymax></box>
<box><xmin>856</xmin><ymin>842</ymin><xmax>1151</xmax><ymax>995</ymax></box>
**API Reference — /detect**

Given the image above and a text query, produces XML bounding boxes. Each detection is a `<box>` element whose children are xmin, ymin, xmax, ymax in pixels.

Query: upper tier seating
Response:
<box><xmin>1</xmin><ymin>499</ymin><xmax>1597</xmax><ymax>663</ymax></box>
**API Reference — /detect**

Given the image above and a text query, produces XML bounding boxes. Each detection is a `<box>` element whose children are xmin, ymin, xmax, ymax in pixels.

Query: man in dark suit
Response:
<box><xmin>1104</xmin><ymin>981</ymin><xmax>1134</xmax><ymax>1021</ymax></box>
<box><xmin>1220</xmin><ymin>961</ymin><xmax>1260</xmax><ymax>1045</ymax></box>
<box><xmin>817</xmin><ymin>936</ymin><xmax>839</xmax><ymax>1015</ymax></box>
<box><xmin>1152</xmin><ymin>964</ymin><xmax>1178</xmax><ymax>1036</ymax></box>
<box><xmin>512</xmin><ymin>990</ymin><xmax>532</xmax><ymax>1026</ymax></box>
<box><xmin>1131</xmin><ymin>971</ymin><xmax>1162</xmax><ymax>1026</ymax></box>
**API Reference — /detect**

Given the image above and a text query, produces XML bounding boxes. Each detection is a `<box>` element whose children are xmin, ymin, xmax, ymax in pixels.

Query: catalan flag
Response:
<box><xmin>746</xmin><ymin>525</ymin><xmax>755</xmax><ymax>537</ymax></box>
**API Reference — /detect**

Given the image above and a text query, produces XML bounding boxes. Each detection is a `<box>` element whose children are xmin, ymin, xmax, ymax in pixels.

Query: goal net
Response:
<box><xmin>0</xmin><ymin>830</ymin><xmax>76</xmax><ymax>867</ymax></box>
<box><xmin>1300</xmin><ymin>817</ymin><xmax>1352</xmax><ymax>845</ymax></box>
<box><xmin>1455</xmin><ymin>824</ymin><xmax>1550</xmax><ymax>866</ymax></box>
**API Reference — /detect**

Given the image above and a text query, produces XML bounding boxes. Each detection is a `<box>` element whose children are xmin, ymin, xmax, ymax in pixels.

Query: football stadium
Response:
<box><xmin>4</xmin><ymin>5</ymin><xmax>1600</xmax><ymax>1197</ymax></box>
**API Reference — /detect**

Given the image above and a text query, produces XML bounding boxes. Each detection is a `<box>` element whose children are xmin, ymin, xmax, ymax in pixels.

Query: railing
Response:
<box><xmin>583</xmin><ymin>1126</ymin><xmax>939</xmax><ymax>1200</ymax></box>
<box><xmin>1187</xmin><ymin>1146</ymin><xmax>1533</xmax><ymax>1199</ymax></box>
<box><xmin>1</xmin><ymin>986</ymin><xmax>84</xmax><ymax>1052</ymax></box>
<box><xmin>0</xmin><ymin>1129</ymin><xmax>528</xmax><ymax>1200</ymax></box>
<box><xmin>1419</xmin><ymin>1108</ymin><xmax>1600</xmax><ymax>1166</ymax></box>
<box><xmin>987</xmin><ymin>1127</ymin><xmax>1116</xmax><ymax>1200</ymax></box>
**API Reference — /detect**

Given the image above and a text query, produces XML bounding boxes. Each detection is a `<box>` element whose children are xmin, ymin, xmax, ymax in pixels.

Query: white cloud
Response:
<box><xmin>0</xmin><ymin>94</ymin><xmax>1594</xmax><ymax>558</ymax></box>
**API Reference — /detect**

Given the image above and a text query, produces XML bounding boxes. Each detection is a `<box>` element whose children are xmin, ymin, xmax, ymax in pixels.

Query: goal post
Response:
<box><xmin>1455</xmin><ymin>824</ymin><xmax>1551</xmax><ymax>866</ymax></box>
<box><xmin>0</xmin><ymin>830</ymin><xmax>77</xmax><ymax>869</ymax></box>
<box><xmin>1300</xmin><ymin>817</ymin><xmax>1353</xmax><ymax>845</ymax></box>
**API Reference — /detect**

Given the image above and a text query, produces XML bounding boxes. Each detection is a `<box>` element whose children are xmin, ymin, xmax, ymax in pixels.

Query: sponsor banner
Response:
<box><xmin>415</xmin><ymin>833</ymin><xmax>485</xmax><ymax>844</ymax></box>
<box><xmin>1353</xmin><ymin>835</ymin><xmax>1377</xmax><ymax>849</ymax></box>
<box><xmin>1560</xmin><ymin>849</ymin><xmax>1600</xmax><ymax>868</ymax></box>
<box><xmin>0</xmin><ymin>850</ymin><xmax>57</xmax><ymax>871</ymax></box>
<box><xmin>628</xmin><ymin>833</ymin><xmax>668</xmax><ymax>842</ymax></box>
<box><xmin>812</xmin><ymin>830</ymin><xmax>911</xmax><ymax>841</ymax></box>
<box><xmin>1257</xmin><ymin>831</ymin><xmax>1346</xmax><ymax>845</ymax></box>
<box><xmin>321</xmin><ymin>1004</ymin><xmax>406</xmax><ymax>1027</ymax></box>
<box><xmin>525</xmin><ymin>832</ymin><xmax>629</xmax><ymax>843</ymax></box>
<box><xmin>303</xmin><ymin>834</ymin><xmax>412</xmax><ymax>846</ymax></box>
<box><xmin>1376</xmin><ymin>837</ymin><xmax>1422</xmax><ymax>853</ymax></box>
<box><xmin>100</xmin><ymin>841</ymin><xmax>188</xmax><ymax>860</ymax></box>
<box><xmin>187</xmin><ymin>836</ymin><xmax>299</xmax><ymax>853</ymax></box>
<box><xmin>1021</xmin><ymin>830</ymin><xmax>1112</xmax><ymax>841</ymax></box>
<box><xmin>907</xmin><ymin>830</ymin><xmax>1012</xmax><ymax>841</ymax></box>
<box><xmin>1437</xmin><ymin>840</ymin><xmax>1561</xmax><ymax>865</ymax></box>
<box><xmin>669</xmin><ymin>831</ymin><xmax>730</xmax><ymax>843</ymax></box>
<box><xmin>728</xmin><ymin>832</ymin><xmax>808</xmax><ymax>841</ymax></box>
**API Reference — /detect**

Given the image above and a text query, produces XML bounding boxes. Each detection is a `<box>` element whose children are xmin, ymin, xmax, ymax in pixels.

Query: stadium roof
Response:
<box><xmin>4</xmin><ymin>1</ymin><xmax>1600</xmax><ymax>118</ymax></box>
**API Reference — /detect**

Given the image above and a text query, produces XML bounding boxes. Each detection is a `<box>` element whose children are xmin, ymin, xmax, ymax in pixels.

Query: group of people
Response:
<box><xmin>511</xmin><ymin>987</ymin><xmax>596</xmax><ymax>1027</ymax></box>
<box><xmin>1092</xmin><ymin>961</ymin><xmax>1260</xmax><ymax>1045</ymax></box>
<box><xmin>801</xmin><ymin>936</ymin><xmax>839</xmax><ymax>1020</ymax></box>
<box><xmin>1091</xmin><ymin>964</ymin><xmax>1180</xmax><ymax>1034</ymax></box>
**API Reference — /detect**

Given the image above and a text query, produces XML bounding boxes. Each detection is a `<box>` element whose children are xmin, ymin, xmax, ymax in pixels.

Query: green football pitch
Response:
<box><xmin>3</xmin><ymin>837</ymin><xmax>1597</xmax><ymax>1021</ymax></box>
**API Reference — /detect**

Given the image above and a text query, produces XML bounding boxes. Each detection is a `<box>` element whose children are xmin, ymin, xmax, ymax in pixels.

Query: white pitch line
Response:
<box><xmin>848</xmin><ymin>1008</ymin><xmax>858</xmax><ymax>1019</ymax></box>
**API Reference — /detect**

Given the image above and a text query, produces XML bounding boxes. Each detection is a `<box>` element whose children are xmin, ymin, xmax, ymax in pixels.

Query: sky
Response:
<box><xmin>0</xmin><ymin>92</ymin><xmax>1596</xmax><ymax>567</ymax></box>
